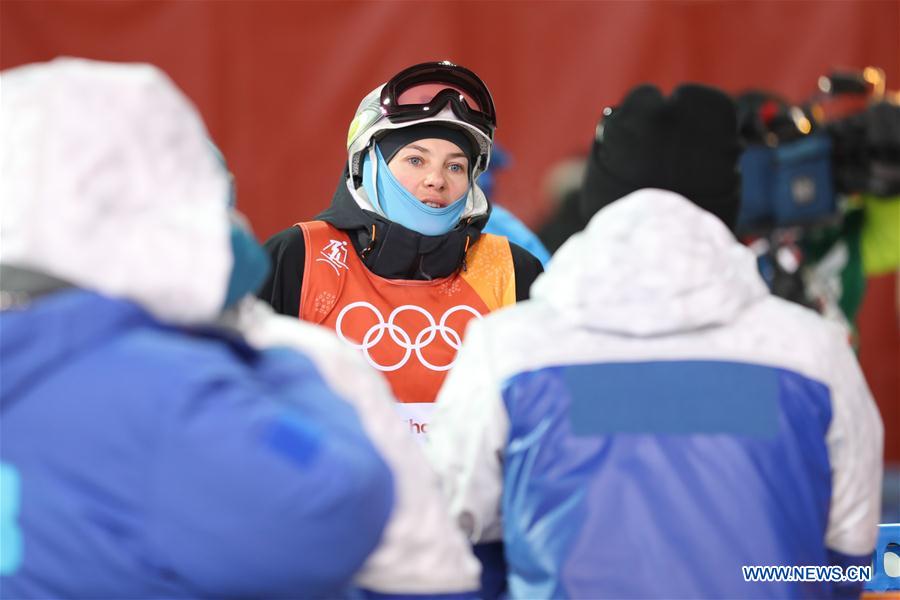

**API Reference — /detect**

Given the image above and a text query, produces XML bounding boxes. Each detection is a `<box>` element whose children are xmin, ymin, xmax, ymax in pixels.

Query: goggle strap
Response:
<box><xmin>368</xmin><ymin>144</ymin><xmax>382</xmax><ymax>212</ymax></box>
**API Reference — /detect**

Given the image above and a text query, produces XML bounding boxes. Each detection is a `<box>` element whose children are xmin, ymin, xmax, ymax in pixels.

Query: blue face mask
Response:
<box><xmin>361</xmin><ymin>144</ymin><xmax>469</xmax><ymax>236</ymax></box>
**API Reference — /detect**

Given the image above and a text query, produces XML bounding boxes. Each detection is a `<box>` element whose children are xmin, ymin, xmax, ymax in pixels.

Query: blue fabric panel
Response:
<box><xmin>566</xmin><ymin>361</ymin><xmax>778</xmax><ymax>436</ymax></box>
<box><xmin>501</xmin><ymin>361</ymin><xmax>834</xmax><ymax>598</ymax></box>
<box><xmin>472</xmin><ymin>541</ymin><xmax>508</xmax><ymax>600</ymax></box>
<box><xmin>261</xmin><ymin>410</ymin><xmax>323</xmax><ymax>468</ymax></box>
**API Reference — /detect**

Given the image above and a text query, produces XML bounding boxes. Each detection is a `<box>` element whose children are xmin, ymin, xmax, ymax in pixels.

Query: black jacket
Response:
<box><xmin>259</xmin><ymin>172</ymin><xmax>543</xmax><ymax>316</ymax></box>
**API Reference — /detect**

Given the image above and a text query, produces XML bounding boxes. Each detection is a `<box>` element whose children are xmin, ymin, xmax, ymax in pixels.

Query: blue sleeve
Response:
<box><xmin>484</xmin><ymin>205</ymin><xmax>551</xmax><ymax>267</ymax></box>
<box><xmin>148</xmin><ymin>348</ymin><xmax>393</xmax><ymax>598</ymax></box>
<box><xmin>828</xmin><ymin>548</ymin><xmax>870</xmax><ymax>599</ymax></box>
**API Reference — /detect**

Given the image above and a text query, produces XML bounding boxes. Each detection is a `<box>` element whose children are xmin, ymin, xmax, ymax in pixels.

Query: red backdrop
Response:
<box><xmin>2</xmin><ymin>0</ymin><xmax>898</xmax><ymax>458</ymax></box>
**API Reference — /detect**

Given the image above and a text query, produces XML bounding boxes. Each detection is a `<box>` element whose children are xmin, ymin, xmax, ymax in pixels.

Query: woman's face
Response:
<box><xmin>387</xmin><ymin>138</ymin><xmax>470</xmax><ymax>208</ymax></box>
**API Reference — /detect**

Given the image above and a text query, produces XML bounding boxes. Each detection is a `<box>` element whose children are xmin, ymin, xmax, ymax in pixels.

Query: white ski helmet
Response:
<box><xmin>346</xmin><ymin>60</ymin><xmax>496</xmax><ymax>183</ymax></box>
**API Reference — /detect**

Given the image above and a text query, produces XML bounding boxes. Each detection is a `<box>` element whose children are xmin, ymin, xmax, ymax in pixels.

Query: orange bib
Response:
<box><xmin>298</xmin><ymin>221</ymin><xmax>515</xmax><ymax>435</ymax></box>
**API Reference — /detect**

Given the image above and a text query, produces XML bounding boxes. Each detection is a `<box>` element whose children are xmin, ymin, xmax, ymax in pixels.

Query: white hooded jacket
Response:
<box><xmin>427</xmin><ymin>189</ymin><xmax>883</xmax><ymax>597</ymax></box>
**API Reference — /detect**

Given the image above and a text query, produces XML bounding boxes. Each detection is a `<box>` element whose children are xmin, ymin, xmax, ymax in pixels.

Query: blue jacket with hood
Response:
<box><xmin>0</xmin><ymin>58</ymin><xmax>393</xmax><ymax>598</ymax></box>
<box><xmin>1</xmin><ymin>288</ymin><xmax>393</xmax><ymax>598</ymax></box>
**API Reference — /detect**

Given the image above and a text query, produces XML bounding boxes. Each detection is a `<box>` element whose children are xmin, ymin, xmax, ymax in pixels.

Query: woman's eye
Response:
<box><xmin>406</xmin><ymin>156</ymin><xmax>423</xmax><ymax>167</ymax></box>
<box><xmin>448</xmin><ymin>163</ymin><xmax>464</xmax><ymax>173</ymax></box>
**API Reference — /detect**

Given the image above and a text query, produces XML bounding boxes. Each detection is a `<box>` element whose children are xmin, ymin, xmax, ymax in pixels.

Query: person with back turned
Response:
<box><xmin>426</xmin><ymin>83</ymin><xmax>883</xmax><ymax>598</ymax></box>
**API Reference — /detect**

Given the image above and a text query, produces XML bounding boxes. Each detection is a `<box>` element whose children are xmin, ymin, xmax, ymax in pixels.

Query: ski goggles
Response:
<box><xmin>380</xmin><ymin>61</ymin><xmax>497</xmax><ymax>137</ymax></box>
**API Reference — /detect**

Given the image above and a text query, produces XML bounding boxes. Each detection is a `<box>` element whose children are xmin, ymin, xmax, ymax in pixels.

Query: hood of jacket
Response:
<box><xmin>531</xmin><ymin>188</ymin><xmax>769</xmax><ymax>337</ymax></box>
<box><xmin>315</xmin><ymin>168</ymin><xmax>491</xmax><ymax>280</ymax></box>
<box><xmin>0</xmin><ymin>58</ymin><xmax>232</xmax><ymax>324</ymax></box>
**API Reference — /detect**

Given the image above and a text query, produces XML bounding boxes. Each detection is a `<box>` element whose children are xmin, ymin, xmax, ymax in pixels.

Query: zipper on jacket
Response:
<box><xmin>360</xmin><ymin>224</ymin><xmax>377</xmax><ymax>259</ymax></box>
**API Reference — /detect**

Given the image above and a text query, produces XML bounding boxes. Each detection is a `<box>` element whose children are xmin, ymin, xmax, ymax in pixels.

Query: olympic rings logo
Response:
<box><xmin>334</xmin><ymin>301</ymin><xmax>482</xmax><ymax>372</ymax></box>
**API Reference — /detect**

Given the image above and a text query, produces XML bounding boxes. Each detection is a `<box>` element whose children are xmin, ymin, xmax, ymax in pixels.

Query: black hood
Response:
<box><xmin>316</xmin><ymin>169</ymin><xmax>491</xmax><ymax>280</ymax></box>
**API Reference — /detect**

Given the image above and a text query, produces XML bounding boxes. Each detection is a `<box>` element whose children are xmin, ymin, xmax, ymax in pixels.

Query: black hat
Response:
<box><xmin>376</xmin><ymin>123</ymin><xmax>478</xmax><ymax>172</ymax></box>
<box><xmin>580</xmin><ymin>83</ymin><xmax>741</xmax><ymax>230</ymax></box>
